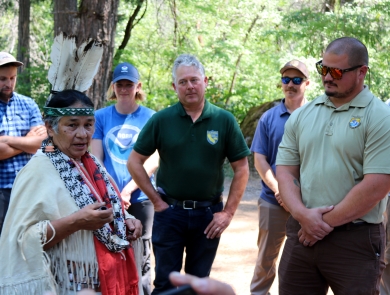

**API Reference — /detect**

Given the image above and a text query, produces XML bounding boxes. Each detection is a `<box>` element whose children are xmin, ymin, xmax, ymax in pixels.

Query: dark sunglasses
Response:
<box><xmin>281</xmin><ymin>77</ymin><xmax>306</xmax><ymax>85</ymax></box>
<box><xmin>315</xmin><ymin>60</ymin><xmax>363</xmax><ymax>80</ymax></box>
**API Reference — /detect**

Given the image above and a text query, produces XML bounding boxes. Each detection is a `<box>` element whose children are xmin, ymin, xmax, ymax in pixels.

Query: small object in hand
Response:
<box><xmin>110</xmin><ymin>234</ymin><xmax>130</xmax><ymax>248</ymax></box>
<box><xmin>98</xmin><ymin>206</ymin><xmax>107</xmax><ymax>211</ymax></box>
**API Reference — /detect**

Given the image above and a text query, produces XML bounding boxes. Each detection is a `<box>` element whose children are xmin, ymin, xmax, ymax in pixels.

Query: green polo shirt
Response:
<box><xmin>134</xmin><ymin>100</ymin><xmax>250</xmax><ymax>201</ymax></box>
<box><xmin>276</xmin><ymin>86</ymin><xmax>390</xmax><ymax>223</ymax></box>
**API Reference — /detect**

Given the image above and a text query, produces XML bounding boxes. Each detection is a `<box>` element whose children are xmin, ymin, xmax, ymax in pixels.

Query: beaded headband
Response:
<box><xmin>43</xmin><ymin>107</ymin><xmax>95</xmax><ymax>117</ymax></box>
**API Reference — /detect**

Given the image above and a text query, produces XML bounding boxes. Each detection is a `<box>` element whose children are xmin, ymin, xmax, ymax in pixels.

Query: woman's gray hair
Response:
<box><xmin>44</xmin><ymin>116</ymin><xmax>62</xmax><ymax>134</ymax></box>
<box><xmin>172</xmin><ymin>54</ymin><xmax>205</xmax><ymax>84</ymax></box>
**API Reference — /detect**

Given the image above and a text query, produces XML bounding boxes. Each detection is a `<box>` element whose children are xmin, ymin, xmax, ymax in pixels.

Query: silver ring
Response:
<box><xmin>304</xmin><ymin>240</ymin><xmax>309</xmax><ymax>244</ymax></box>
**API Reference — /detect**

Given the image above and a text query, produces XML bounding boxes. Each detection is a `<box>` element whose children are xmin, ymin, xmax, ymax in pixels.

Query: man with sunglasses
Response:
<box><xmin>250</xmin><ymin>59</ymin><xmax>309</xmax><ymax>295</ymax></box>
<box><xmin>276</xmin><ymin>37</ymin><xmax>390</xmax><ymax>294</ymax></box>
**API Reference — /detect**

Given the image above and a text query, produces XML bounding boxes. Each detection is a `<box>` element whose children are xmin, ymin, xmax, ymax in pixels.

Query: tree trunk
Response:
<box><xmin>53</xmin><ymin>0</ymin><xmax>78</xmax><ymax>36</ymax></box>
<box><xmin>17</xmin><ymin>0</ymin><xmax>30</xmax><ymax>95</ymax></box>
<box><xmin>53</xmin><ymin>0</ymin><xmax>119</xmax><ymax>109</ymax></box>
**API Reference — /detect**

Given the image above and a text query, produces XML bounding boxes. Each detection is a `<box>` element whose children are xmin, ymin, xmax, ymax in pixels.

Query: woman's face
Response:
<box><xmin>113</xmin><ymin>79</ymin><xmax>141</xmax><ymax>100</ymax></box>
<box><xmin>47</xmin><ymin>104</ymin><xmax>95</xmax><ymax>161</ymax></box>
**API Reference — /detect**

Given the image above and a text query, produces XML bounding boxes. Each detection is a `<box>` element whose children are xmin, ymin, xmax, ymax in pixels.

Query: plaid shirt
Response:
<box><xmin>0</xmin><ymin>92</ymin><xmax>43</xmax><ymax>188</ymax></box>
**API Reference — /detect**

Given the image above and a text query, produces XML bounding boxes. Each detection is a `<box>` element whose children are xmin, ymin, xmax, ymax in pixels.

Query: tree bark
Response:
<box><xmin>53</xmin><ymin>0</ymin><xmax>120</xmax><ymax>109</ymax></box>
<box><xmin>77</xmin><ymin>0</ymin><xmax>119</xmax><ymax>109</ymax></box>
<box><xmin>53</xmin><ymin>0</ymin><xmax>78</xmax><ymax>36</ymax></box>
<box><xmin>17</xmin><ymin>0</ymin><xmax>30</xmax><ymax>95</ymax></box>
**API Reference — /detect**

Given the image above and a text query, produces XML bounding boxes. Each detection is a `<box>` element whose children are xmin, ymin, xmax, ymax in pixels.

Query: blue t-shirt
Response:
<box><xmin>250</xmin><ymin>99</ymin><xmax>290</xmax><ymax>205</ymax></box>
<box><xmin>93</xmin><ymin>105</ymin><xmax>156</xmax><ymax>204</ymax></box>
<box><xmin>0</xmin><ymin>92</ymin><xmax>43</xmax><ymax>188</ymax></box>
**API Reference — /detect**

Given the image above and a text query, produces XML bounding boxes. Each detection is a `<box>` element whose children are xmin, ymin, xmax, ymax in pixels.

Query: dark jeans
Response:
<box><xmin>151</xmin><ymin>201</ymin><xmax>223</xmax><ymax>294</ymax></box>
<box><xmin>128</xmin><ymin>200</ymin><xmax>154</xmax><ymax>295</ymax></box>
<box><xmin>279</xmin><ymin>216</ymin><xmax>385</xmax><ymax>295</ymax></box>
<box><xmin>0</xmin><ymin>188</ymin><xmax>11</xmax><ymax>236</ymax></box>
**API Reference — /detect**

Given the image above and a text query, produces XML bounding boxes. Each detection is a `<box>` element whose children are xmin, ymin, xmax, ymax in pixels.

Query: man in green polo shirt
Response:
<box><xmin>276</xmin><ymin>37</ymin><xmax>390</xmax><ymax>294</ymax></box>
<box><xmin>127</xmin><ymin>54</ymin><xmax>250</xmax><ymax>294</ymax></box>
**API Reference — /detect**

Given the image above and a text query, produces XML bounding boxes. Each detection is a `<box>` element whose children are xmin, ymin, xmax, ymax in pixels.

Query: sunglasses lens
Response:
<box><xmin>316</xmin><ymin>63</ymin><xmax>324</xmax><ymax>75</ymax></box>
<box><xmin>281</xmin><ymin>77</ymin><xmax>304</xmax><ymax>85</ymax></box>
<box><xmin>292</xmin><ymin>77</ymin><xmax>304</xmax><ymax>85</ymax></box>
<box><xmin>330</xmin><ymin>68</ymin><xmax>343</xmax><ymax>79</ymax></box>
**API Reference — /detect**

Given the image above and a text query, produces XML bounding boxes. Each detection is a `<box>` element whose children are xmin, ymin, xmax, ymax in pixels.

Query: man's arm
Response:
<box><xmin>254</xmin><ymin>152</ymin><xmax>287</xmax><ymax>210</ymax></box>
<box><xmin>276</xmin><ymin>165</ymin><xmax>334</xmax><ymax>243</ymax></box>
<box><xmin>323</xmin><ymin>173</ymin><xmax>390</xmax><ymax>227</ymax></box>
<box><xmin>90</xmin><ymin>139</ymin><xmax>105</xmax><ymax>165</ymax></box>
<box><xmin>127</xmin><ymin>150</ymin><xmax>168</xmax><ymax>212</ymax></box>
<box><xmin>122</xmin><ymin>151</ymin><xmax>159</xmax><ymax>209</ymax></box>
<box><xmin>0</xmin><ymin>142</ymin><xmax>23</xmax><ymax>159</ymax></box>
<box><xmin>204</xmin><ymin>157</ymin><xmax>249</xmax><ymax>239</ymax></box>
<box><xmin>0</xmin><ymin>126</ymin><xmax>46</xmax><ymax>159</ymax></box>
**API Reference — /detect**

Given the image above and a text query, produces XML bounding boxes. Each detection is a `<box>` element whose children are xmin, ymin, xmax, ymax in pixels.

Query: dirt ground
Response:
<box><xmin>151</xmin><ymin>173</ymin><xmax>335</xmax><ymax>295</ymax></box>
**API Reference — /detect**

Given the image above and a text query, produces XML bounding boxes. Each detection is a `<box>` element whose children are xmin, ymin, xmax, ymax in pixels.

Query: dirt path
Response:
<box><xmin>210</xmin><ymin>174</ymin><xmax>263</xmax><ymax>295</ymax></box>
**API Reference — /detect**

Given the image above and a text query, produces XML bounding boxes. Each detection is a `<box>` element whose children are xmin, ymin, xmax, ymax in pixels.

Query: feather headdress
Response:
<box><xmin>47</xmin><ymin>32</ymin><xmax>103</xmax><ymax>103</ymax></box>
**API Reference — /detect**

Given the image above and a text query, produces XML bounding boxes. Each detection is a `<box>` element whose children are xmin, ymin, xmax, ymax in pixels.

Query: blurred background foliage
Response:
<box><xmin>1</xmin><ymin>0</ymin><xmax>389</xmax><ymax>123</ymax></box>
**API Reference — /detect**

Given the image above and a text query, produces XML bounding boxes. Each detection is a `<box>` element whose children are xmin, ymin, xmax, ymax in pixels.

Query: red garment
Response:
<box><xmin>82</xmin><ymin>153</ymin><xmax>139</xmax><ymax>295</ymax></box>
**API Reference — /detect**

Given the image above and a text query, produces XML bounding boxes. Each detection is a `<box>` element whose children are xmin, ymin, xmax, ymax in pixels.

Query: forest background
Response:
<box><xmin>1</xmin><ymin>0</ymin><xmax>389</xmax><ymax>124</ymax></box>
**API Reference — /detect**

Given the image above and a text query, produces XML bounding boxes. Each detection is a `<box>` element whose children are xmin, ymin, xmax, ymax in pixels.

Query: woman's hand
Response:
<box><xmin>44</xmin><ymin>202</ymin><xmax>113</xmax><ymax>250</ymax></box>
<box><xmin>73</xmin><ymin>202</ymin><xmax>114</xmax><ymax>231</ymax></box>
<box><xmin>125</xmin><ymin>218</ymin><xmax>143</xmax><ymax>240</ymax></box>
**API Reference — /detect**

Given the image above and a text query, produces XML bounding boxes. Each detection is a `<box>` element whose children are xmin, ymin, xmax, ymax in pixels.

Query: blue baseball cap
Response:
<box><xmin>112</xmin><ymin>62</ymin><xmax>140</xmax><ymax>83</ymax></box>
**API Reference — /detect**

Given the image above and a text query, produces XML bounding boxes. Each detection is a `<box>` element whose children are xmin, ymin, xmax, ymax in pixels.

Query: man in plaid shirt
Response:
<box><xmin>0</xmin><ymin>52</ymin><xmax>46</xmax><ymax>235</ymax></box>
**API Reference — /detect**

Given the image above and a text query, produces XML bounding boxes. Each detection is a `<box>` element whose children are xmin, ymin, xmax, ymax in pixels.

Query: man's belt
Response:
<box><xmin>333</xmin><ymin>221</ymin><xmax>370</xmax><ymax>231</ymax></box>
<box><xmin>160</xmin><ymin>193</ymin><xmax>223</xmax><ymax>209</ymax></box>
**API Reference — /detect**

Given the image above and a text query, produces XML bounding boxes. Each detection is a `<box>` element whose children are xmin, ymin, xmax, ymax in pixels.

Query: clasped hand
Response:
<box><xmin>297</xmin><ymin>206</ymin><xmax>334</xmax><ymax>247</ymax></box>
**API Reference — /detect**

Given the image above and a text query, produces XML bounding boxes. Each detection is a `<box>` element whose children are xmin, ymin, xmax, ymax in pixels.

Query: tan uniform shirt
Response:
<box><xmin>276</xmin><ymin>86</ymin><xmax>390</xmax><ymax>223</ymax></box>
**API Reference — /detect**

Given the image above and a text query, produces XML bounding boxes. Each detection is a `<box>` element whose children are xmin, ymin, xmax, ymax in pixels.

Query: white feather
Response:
<box><xmin>47</xmin><ymin>32</ymin><xmax>103</xmax><ymax>97</ymax></box>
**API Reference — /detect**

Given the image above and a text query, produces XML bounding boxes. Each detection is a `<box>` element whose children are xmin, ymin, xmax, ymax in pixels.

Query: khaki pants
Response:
<box><xmin>250</xmin><ymin>198</ymin><xmax>290</xmax><ymax>295</ymax></box>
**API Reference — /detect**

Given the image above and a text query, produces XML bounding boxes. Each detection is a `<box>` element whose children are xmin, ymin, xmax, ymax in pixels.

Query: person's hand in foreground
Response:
<box><xmin>169</xmin><ymin>272</ymin><xmax>236</xmax><ymax>295</ymax></box>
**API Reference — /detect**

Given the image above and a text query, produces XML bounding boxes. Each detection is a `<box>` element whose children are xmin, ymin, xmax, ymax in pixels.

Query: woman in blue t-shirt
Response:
<box><xmin>91</xmin><ymin>62</ymin><xmax>158</xmax><ymax>295</ymax></box>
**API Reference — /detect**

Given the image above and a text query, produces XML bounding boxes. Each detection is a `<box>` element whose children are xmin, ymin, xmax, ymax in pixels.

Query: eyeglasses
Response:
<box><xmin>281</xmin><ymin>77</ymin><xmax>306</xmax><ymax>85</ymax></box>
<box><xmin>315</xmin><ymin>60</ymin><xmax>363</xmax><ymax>80</ymax></box>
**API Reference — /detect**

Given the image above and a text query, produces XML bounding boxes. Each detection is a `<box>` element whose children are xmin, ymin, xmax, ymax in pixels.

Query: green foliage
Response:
<box><xmin>3</xmin><ymin>0</ymin><xmax>390</xmax><ymax>116</ymax></box>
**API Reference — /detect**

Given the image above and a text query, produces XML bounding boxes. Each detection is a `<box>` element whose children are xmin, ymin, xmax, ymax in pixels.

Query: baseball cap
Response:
<box><xmin>0</xmin><ymin>52</ymin><xmax>23</xmax><ymax>67</ymax></box>
<box><xmin>112</xmin><ymin>62</ymin><xmax>139</xmax><ymax>83</ymax></box>
<box><xmin>280</xmin><ymin>59</ymin><xmax>309</xmax><ymax>79</ymax></box>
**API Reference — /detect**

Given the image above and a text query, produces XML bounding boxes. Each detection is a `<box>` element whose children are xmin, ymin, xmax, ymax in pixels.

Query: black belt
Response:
<box><xmin>160</xmin><ymin>194</ymin><xmax>222</xmax><ymax>209</ymax></box>
<box><xmin>333</xmin><ymin>221</ymin><xmax>370</xmax><ymax>231</ymax></box>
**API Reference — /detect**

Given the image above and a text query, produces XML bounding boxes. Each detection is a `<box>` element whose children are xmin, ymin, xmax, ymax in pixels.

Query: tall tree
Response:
<box><xmin>53</xmin><ymin>0</ymin><xmax>78</xmax><ymax>36</ymax></box>
<box><xmin>17</xmin><ymin>0</ymin><xmax>31</xmax><ymax>95</ymax></box>
<box><xmin>53</xmin><ymin>0</ymin><xmax>120</xmax><ymax>109</ymax></box>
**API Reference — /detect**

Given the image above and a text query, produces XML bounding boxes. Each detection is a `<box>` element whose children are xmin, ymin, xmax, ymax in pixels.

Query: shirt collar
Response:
<box><xmin>0</xmin><ymin>93</ymin><xmax>14</xmax><ymax>105</ymax></box>
<box><xmin>314</xmin><ymin>85</ymin><xmax>372</xmax><ymax>109</ymax></box>
<box><xmin>279</xmin><ymin>98</ymin><xmax>290</xmax><ymax>116</ymax></box>
<box><xmin>177</xmin><ymin>100</ymin><xmax>211</xmax><ymax>120</ymax></box>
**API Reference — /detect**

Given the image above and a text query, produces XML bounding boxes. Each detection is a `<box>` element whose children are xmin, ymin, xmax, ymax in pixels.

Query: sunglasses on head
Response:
<box><xmin>315</xmin><ymin>60</ymin><xmax>363</xmax><ymax>80</ymax></box>
<box><xmin>281</xmin><ymin>77</ymin><xmax>305</xmax><ymax>85</ymax></box>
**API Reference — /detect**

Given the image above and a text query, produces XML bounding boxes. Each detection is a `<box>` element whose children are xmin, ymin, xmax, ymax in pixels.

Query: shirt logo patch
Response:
<box><xmin>207</xmin><ymin>130</ymin><xmax>218</xmax><ymax>145</ymax></box>
<box><xmin>349</xmin><ymin>117</ymin><xmax>361</xmax><ymax>129</ymax></box>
